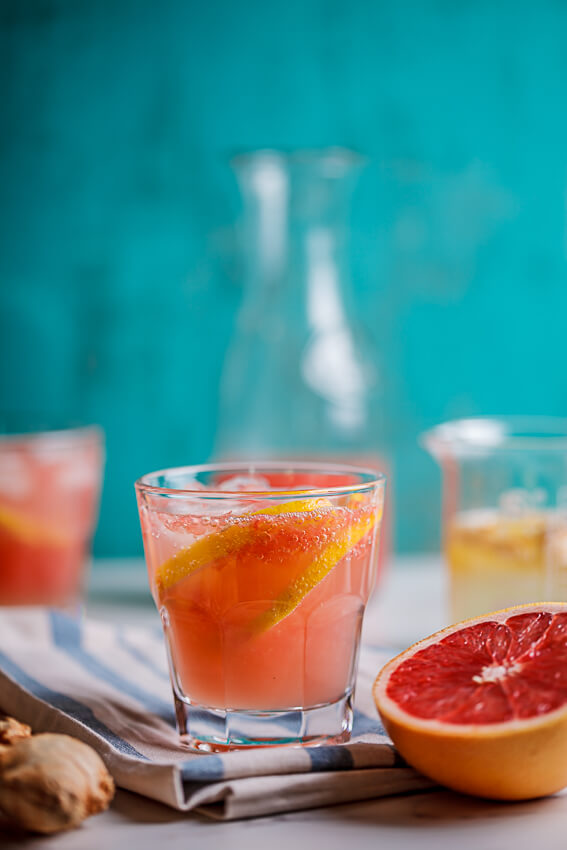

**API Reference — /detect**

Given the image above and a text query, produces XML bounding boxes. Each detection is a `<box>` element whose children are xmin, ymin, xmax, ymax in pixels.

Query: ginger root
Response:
<box><xmin>0</xmin><ymin>732</ymin><xmax>115</xmax><ymax>834</ymax></box>
<box><xmin>0</xmin><ymin>715</ymin><xmax>31</xmax><ymax>745</ymax></box>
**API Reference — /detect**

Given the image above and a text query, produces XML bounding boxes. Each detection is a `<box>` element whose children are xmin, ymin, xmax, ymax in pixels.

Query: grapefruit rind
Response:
<box><xmin>155</xmin><ymin>497</ymin><xmax>333</xmax><ymax>593</ymax></box>
<box><xmin>253</xmin><ymin>506</ymin><xmax>378</xmax><ymax>631</ymax></box>
<box><xmin>373</xmin><ymin>602</ymin><xmax>567</xmax><ymax>801</ymax></box>
<box><xmin>0</xmin><ymin>504</ymin><xmax>69</xmax><ymax>546</ymax></box>
<box><xmin>155</xmin><ymin>497</ymin><xmax>379</xmax><ymax>631</ymax></box>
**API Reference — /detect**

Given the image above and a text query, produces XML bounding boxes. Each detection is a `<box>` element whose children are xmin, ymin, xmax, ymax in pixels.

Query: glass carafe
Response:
<box><xmin>422</xmin><ymin>416</ymin><xmax>567</xmax><ymax>622</ymax></box>
<box><xmin>216</xmin><ymin>149</ymin><xmax>388</xmax><ymax>483</ymax></box>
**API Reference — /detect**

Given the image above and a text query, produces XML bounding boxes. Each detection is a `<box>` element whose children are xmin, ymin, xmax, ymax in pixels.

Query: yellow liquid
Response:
<box><xmin>446</xmin><ymin>511</ymin><xmax>567</xmax><ymax>621</ymax></box>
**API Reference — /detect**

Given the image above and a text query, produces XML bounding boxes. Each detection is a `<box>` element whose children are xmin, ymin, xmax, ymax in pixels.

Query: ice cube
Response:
<box><xmin>27</xmin><ymin>434</ymin><xmax>68</xmax><ymax>461</ymax></box>
<box><xmin>217</xmin><ymin>474</ymin><xmax>272</xmax><ymax>492</ymax></box>
<box><xmin>162</xmin><ymin>496</ymin><xmax>247</xmax><ymax>518</ymax></box>
<box><xmin>57</xmin><ymin>457</ymin><xmax>100</xmax><ymax>491</ymax></box>
<box><xmin>162</xmin><ymin>497</ymin><xmax>206</xmax><ymax>516</ymax></box>
<box><xmin>0</xmin><ymin>452</ymin><xmax>34</xmax><ymax>500</ymax></box>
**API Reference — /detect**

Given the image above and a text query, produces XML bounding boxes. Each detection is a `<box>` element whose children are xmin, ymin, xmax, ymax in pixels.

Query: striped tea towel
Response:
<box><xmin>0</xmin><ymin>609</ymin><xmax>433</xmax><ymax>820</ymax></box>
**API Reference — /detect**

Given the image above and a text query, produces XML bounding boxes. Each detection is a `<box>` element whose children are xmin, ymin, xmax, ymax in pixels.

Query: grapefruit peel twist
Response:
<box><xmin>155</xmin><ymin>497</ymin><xmax>380</xmax><ymax>631</ymax></box>
<box><xmin>0</xmin><ymin>504</ymin><xmax>69</xmax><ymax>546</ymax></box>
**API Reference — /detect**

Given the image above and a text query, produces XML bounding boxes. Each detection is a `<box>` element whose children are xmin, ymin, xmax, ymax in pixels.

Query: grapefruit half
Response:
<box><xmin>373</xmin><ymin>603</ymin><xmax>567</xmax><ymax>800</ymax></box>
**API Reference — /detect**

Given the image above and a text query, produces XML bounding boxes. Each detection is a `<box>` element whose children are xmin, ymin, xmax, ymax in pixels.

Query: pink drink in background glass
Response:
<box><xmin>0</xmin><ymin>426</ymin><xmax>104</xmax><ymax>607</ymax></box>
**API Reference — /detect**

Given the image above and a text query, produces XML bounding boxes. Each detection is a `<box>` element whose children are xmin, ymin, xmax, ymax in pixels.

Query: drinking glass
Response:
<box><xmin>0</xmin><ymin>423</ymin><xmax>104</xmax><ymax>607</ymax></box>
<box><xmin>135</xmin><ymin>462</ymin><xmax>385</xmax><ymax>751</ymax></box>
<box><xmin>422</xmin><ymin>416</ymin><xmax>567</xmax><ymax>621</ymax></box>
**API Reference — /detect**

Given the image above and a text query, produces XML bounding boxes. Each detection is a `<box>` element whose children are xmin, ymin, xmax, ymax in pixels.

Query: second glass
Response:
<box><xmin>422</xmin><ymin>417</ymin><xmax>567</xmax><ymax>622</ymax></box>
<box><xmin>135</xmin><ymin>462</ymin><xmax>385</xmax><ymax>751</ymax></box>
<box><xmin>0</xmin><ymin>424</ymin><xmax>104</xmax><ymax>608</ymax></box>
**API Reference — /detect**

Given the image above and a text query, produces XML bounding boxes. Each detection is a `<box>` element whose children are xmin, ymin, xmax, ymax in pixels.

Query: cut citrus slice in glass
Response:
<box><xmin>155</xmin><ymin>498</ymin><xmax>333</xmax><ymax>593</ymax></box>
<box><xmin>253</xmin><ymin>507</ymin><xmax>377</xmax><ymax>631</ymax></box>
<box><xmin>0</xmin><ymin>504</ymin><xmax>68</xmax><ymax>546</ymax></box>
<box><xmin>373</xmin><ymin>603</ymin><xmax>567</xmax><ymax>800</ymax></box>
<box><xmin>155</xmin><ymin>498</ymin><xmax>379</xmax><ymax>630</ymax></box>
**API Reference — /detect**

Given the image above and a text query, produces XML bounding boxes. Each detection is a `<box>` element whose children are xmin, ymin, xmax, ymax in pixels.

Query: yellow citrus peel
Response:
<box><xmin>0</xmin><ymin>504</ymin><xmax>68</xmax><ymax>546</ymax></box>
<box><xmin>155</xmin><ymin>497</ymin><xmax>379</xmax><ymax>631</ymax></box>
<box><xmin>253</xmin><ymin>506</ymin><xmax>379</xmax><ymax>631</ymax></box>
<box><xmin>155</xmin><ymin>498</ymin><xmax>333</xmax><ymax>594</ymax></box>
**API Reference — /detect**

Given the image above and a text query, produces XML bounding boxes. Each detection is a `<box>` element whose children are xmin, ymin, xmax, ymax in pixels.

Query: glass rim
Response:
<box><xmin>135</xmin><ymin>460</ymin><xmax>386</xmax><ymax>499</ymax></box>
<box><xmin>0</xmin><ymin>424</ymin><xmax>104</xmax><ymax>451</ymax></box>
<box><xmin>421</xmin><ymin>416</ymin><xmax>567</xmax><ymax>454</ymax></box>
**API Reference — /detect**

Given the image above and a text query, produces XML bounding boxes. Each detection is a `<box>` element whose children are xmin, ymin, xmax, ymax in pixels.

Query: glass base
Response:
<box><xmin>173</xmin><ymin>690</ymin><xmax>354</xmax><ymax>752</ymax></box>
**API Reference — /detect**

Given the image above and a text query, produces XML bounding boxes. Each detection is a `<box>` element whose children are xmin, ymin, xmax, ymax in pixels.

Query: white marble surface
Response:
<box><xmin>3</xmin><ymin>786</ymin><xmax>567</xmax><ymax>850</ymax></box>
<box><xmin>3</xmin><ymin>556</ymin><xmax>567</xmax><ymax>849</ymax></box>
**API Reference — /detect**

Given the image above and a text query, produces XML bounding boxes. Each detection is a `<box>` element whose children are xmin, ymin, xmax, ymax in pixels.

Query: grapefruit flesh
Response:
<box><xmin>373</xmin><ymin>603</ymin><xmax>567</xmax><ymax>800</ymax></box>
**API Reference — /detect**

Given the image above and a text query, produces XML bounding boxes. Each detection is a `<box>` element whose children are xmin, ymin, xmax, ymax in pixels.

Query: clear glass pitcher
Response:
<box><xmin>422</xmin><ymin>416</ymin><xmax>567</xmax><ymax>621</ymax></box>
<box><xmin>215</xmin><ymin>148</ymin><xmax>388</xmax><ymax>478</ymax></box>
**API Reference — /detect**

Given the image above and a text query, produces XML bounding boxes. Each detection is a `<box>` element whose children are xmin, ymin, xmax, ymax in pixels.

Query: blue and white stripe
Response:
<box><xmin>0</xmin><ymin>609</ymin><xmax>433</xmax><ymax>819</ymax></box>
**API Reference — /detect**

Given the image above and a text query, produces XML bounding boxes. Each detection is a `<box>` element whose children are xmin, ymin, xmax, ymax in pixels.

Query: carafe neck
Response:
<box><xmin>232</xmin><ymin>149</ymin><xmax>364</xmax><ymax>328</ymax></box>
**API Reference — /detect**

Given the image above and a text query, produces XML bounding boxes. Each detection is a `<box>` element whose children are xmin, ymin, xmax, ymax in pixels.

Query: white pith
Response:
<box><xmin>472</xmin><ymin>662</ymin><xmax>523</xmax><ymax>684</ymax></box>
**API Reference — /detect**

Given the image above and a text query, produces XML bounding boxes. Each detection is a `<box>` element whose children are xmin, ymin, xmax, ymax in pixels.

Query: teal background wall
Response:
<box><xmin>2</xmin><ymin>1</ymin><xmax>567</xmax><ymax>557</ymax></box>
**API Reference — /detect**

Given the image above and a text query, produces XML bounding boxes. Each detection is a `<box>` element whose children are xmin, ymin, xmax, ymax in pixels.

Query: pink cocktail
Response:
<box><xmin>136</xmin><ymin>462</ymin><xmax>385</xmax><ymax>751</ymax></box>
<box><xmin>0</xmin><ymin>426</ymin><xmax>104</xmax><ymax>607</ymax></box>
